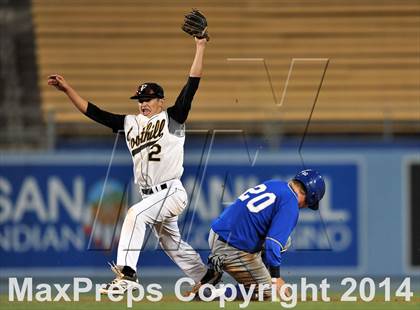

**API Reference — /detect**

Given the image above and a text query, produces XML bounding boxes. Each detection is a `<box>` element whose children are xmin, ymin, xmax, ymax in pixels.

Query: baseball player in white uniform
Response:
<box><xmin>47</xmin><ymin>36</ymin><xmax>208</xmax><ymax>293</ymax></box>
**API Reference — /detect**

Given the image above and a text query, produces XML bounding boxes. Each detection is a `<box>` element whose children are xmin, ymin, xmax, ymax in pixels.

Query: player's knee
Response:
<box><xmin>124</xmin><ymin>208</ymin><xmax>145</xmax><ymax>225</ymax></box>
<box><xmin>125</xmin><ymin>208</ymin><xmax>136</xmax><ymax>221</ymax></box>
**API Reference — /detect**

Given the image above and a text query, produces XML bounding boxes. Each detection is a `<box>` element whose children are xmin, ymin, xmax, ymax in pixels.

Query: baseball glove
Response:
<box><xmin>182</xmin><ymin>9</ymin><xmax>209</xmax><ymax>41</ymax></box>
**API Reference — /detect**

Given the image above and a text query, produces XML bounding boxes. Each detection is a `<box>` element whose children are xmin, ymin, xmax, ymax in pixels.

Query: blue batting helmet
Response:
<box><xmin>293</xmin><ymin>169</ymin><xmax>325</xmax><ymax>210</ymax></box>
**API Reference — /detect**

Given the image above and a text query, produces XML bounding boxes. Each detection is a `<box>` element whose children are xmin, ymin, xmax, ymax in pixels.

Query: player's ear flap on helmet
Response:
<box><xmin>293</xmin><ymin>169</ymin><xmax>326</xmax><ymax>210</ymax></box>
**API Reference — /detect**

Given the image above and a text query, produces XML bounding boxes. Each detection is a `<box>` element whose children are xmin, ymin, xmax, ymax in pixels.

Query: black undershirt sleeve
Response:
<box><xmin>167</xmin><ymin>76</ymin><xmax>200</xmax><ymax>124</ymax></box>
<box><xmin>84</xmin><ymin>102</ymin><xmax>126</xmax><ymax>134</ymax></box>
<box><xmin>269</xmin><ymin>266</ymin><xmax>281</xmax><ymax>278</ymax></box>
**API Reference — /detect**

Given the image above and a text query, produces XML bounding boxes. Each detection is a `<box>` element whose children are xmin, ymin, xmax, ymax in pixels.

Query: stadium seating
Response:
<box><xmin>0</xmin><ymin>0</ymin><xmax>45</xmax><ymax>148</ymax></box>
<box><xmin>32</xmin><ymin>0</ymin><xmax>420</xmax><ymax>133</ymax></box>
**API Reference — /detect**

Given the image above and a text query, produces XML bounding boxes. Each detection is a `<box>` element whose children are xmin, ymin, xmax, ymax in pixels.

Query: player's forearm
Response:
<box><xmin>264</xmin><ymin>238</ymin><xmax>283</xmax><ymax>276</ymax></box>
<box><xmin>189</xmin><ymin>44</ymin><xmax>206</xmax><ymax>77</ymax></box>
<box><xmin>64</xmin><ymin>86</ymin><xmax>88</xmax><ymax>114</ymax></box>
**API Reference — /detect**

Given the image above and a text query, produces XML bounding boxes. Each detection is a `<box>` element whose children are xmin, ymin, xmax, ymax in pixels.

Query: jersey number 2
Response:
<box><xmin>148</xmin><ymin>144</ymin><xmax>161</xmax><ymax>161</ymax></box>
<box><xmin>238</xmin><ymin>184</ymin><xmax>276</xmax><ymax>213</ymax></box>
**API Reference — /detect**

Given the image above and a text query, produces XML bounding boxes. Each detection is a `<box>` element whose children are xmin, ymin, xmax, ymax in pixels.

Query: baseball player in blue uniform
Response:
<box><xmin>192</xmin><ymin>169</ymin><xmax>325</xmax><ymax>300</ymax></box>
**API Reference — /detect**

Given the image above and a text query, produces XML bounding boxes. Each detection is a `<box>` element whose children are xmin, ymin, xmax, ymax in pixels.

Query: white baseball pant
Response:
<box><xmin>116</xmin><ymin>179</ymin><xmax>206</xmax><ymax>283</ymax></box>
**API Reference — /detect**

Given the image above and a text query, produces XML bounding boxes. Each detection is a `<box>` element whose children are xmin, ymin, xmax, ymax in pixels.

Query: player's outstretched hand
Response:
<box><xmin>47</xmin><ymin>74</ymin><xmax>69</xmax><ymax>92</ymax></box>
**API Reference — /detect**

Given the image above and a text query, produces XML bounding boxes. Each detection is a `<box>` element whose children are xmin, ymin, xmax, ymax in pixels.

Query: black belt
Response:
<box><xmin>141</xmin><ymin>183</ymin><xmax>168</xmax><ymax>195</ymax></box>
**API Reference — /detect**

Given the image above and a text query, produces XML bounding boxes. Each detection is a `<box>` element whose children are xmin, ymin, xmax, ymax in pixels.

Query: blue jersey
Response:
<box><xmin>211</xmin><ymin>180</ymin><xmax>299</xmax><ymax>268</ymax></box>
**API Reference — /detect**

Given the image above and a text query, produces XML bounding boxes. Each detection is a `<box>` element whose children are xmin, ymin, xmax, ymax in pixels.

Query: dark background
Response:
<box><xmin>410</xmin><ymin>163</ymin><xmax>420</xmax><ymax>267</ymax></box>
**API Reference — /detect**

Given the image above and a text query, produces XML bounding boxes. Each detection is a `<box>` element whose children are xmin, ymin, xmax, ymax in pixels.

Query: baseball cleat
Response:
<box><xmin>100</xmin><ymin>262</ymin><xmax>140</xmax><ymax>295</ymax></box>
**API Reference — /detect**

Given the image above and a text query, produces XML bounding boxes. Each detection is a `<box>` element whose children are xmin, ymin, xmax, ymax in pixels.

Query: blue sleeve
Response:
<box><xmin>264</xmin><ymin>198</ymin><xmax>298</xmax><ymax>268</ymax></box>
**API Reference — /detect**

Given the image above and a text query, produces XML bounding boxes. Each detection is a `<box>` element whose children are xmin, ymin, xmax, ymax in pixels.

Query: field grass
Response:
<box><xmin>1</xmin><ymin>294</ymin><xmax>419</xmax><ymax>310</ymax></box>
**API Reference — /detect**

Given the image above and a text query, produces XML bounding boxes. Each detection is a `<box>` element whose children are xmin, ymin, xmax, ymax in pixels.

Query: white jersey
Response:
<box><xmin>124</xmin><ymin>111</ymin><xmax>185</xmax><ymax>188</ymax></box>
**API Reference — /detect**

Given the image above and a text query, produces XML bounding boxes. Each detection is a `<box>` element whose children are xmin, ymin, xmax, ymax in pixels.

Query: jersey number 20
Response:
<box><xmin>238</xmin><ymin>184</ymin><xmax>276</xmax><ymax>213</ymax></box>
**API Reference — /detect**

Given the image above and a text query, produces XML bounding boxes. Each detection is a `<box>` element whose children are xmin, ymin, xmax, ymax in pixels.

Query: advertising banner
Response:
<box><xmin>0</xmin><ymin>153</ymin><xmax>361</xmax><ymax>272</ymax></box>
